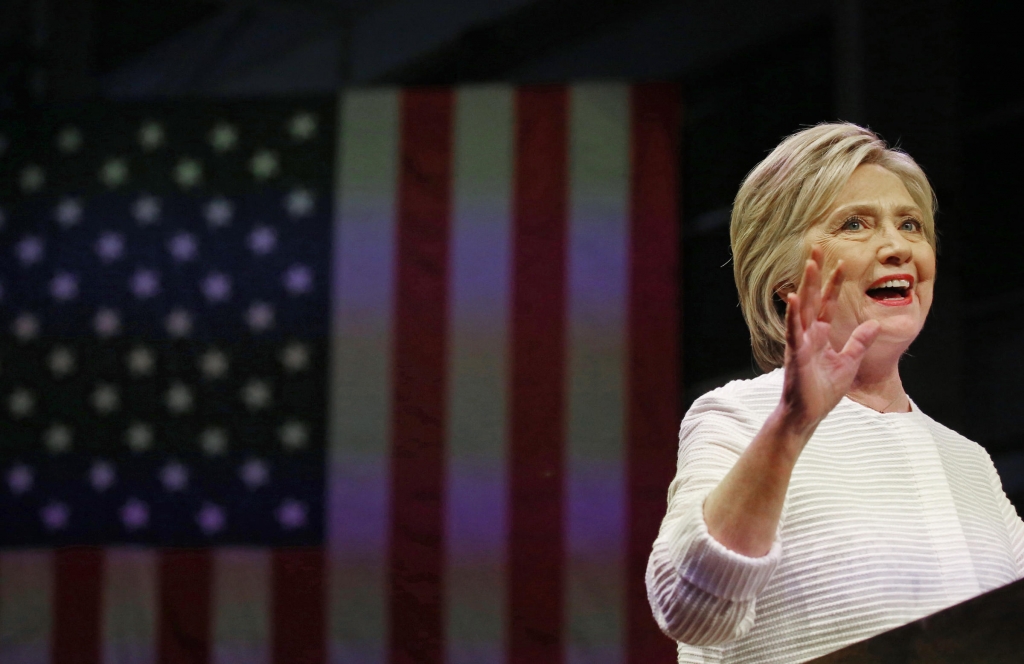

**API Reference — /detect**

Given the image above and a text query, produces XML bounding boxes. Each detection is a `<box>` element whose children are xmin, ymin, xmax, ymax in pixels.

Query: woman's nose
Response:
<box><xmin>877</xmin><ymin>223</ymin><xmax>912</xmax><ymax>264</ymax></box>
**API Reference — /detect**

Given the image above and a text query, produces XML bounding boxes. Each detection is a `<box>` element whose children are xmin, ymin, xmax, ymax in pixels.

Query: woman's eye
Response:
<box><xmin>841</xmin><ymin>217</ymin><xmax>863</xmax><ymax>231</ymax></box>
<box><xmin>900</xmin><ymin>218</ymin><xmax>921</xmax><ymax>231</ymax></box>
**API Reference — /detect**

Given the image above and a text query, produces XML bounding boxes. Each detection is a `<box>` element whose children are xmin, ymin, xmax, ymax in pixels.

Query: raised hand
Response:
<box><xmin>704</xmin><ymin>248</ymin><xmax>882</xmax><ymax>556</ymax></box>
<box><xmin>780</xmin><ymin>247</ymin><xmax>881</xmax><ymax>437</ymax></box>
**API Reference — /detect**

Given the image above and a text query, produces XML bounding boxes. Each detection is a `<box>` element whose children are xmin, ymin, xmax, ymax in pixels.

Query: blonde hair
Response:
<box><xmin>730</xmin><ymin>122</ymin><xmax>937</xmax><ymax>371</ymax></box>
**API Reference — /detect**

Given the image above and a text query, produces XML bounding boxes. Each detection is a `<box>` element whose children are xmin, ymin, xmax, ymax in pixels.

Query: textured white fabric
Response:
<box><xmin>647</xmin><ymin>369</ymin><xmax>1024</xmax><ymax>663</ymax></box>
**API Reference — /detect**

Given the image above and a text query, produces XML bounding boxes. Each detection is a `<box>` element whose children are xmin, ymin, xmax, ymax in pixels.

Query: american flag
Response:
<box><xmin>0</xmin><ymin>83</ymin><xmax>681</xmax><ymax>664</ymax></box>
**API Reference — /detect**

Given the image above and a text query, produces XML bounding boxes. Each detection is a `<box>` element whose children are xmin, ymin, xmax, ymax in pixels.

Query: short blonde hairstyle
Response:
<box><xmin>730</xmin><ymin>122</ymin><xmax>937</xmax><ymax>371</ymax></box>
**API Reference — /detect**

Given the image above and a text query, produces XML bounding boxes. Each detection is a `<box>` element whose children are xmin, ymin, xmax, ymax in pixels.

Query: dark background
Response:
<box><xmin>3</xmin><ymin>0</ymin><xmax>1023</xmax><ymax>505</ymax></box>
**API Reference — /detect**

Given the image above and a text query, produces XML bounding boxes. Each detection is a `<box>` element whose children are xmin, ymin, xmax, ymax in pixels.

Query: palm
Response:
<box><xmin>782</xmin><ymin>250</ymin><xmax>880</xmax><ymax>430</ymax></box>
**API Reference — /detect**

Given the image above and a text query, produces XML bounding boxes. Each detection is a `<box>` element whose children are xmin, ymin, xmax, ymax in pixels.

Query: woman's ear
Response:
<box><xmin>773</xmin><ymin>282</ymin><xmax>796</xmax><ymax>318</ymax></box>
<box><xmin>775</xmin><ymin>281</ymin><xmax>796</xmax><ymax>298</ymax></box>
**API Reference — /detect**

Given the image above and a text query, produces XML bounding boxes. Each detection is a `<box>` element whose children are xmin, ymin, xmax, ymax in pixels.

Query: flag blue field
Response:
<box><xmin>0</xmin><ymin>84</ymin><xmax>681</xmax><ymax>664</ymax></box>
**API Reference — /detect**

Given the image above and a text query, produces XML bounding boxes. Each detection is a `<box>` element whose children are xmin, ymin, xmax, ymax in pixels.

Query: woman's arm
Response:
<box><xmin>647</xmin><ymin>251</ymin><xmax>882</xmax><ymax>646</ymax></box>
<box><xmin>704</xmin><ymin>251</ymin><xmax>880</xmax><ymax>557</ymax></box>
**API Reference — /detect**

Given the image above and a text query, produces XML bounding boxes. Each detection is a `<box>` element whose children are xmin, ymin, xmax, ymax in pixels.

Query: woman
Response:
<box><xmin>647</xmin><ymin>122</ymin><xmax>1024</xmax><ymax>663</ymax></box>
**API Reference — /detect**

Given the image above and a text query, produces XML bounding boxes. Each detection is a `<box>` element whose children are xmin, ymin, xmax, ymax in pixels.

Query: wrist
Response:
<box><xmin>763</xmin><ymin>405</ymin><xmax>818</xmax><ymax>461</ymax></box>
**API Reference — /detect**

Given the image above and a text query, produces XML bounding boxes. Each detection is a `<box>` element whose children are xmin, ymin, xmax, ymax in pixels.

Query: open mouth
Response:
<box><xmin>866</xmin><ymin>275</ymin><xmax>914</xmax><ymax>303</ymax></box>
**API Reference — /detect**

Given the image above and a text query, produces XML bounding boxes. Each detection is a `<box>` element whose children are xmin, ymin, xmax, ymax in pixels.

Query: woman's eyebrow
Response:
<box><xmin>831</xmin><ymin>202</ymin><xmax>923</xmax><ymax>217</ymax></box>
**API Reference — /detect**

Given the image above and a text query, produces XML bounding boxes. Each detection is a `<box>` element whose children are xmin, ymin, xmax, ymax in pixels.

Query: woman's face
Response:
<box><xmin>803</xmin><ymin>163</ymin><xmax>936</xmax><ymax>353</ymax></box>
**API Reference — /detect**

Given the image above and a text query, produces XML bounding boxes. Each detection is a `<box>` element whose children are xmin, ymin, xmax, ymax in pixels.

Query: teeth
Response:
<box><xmin>873</xmin><ymin>279</ymin><xmax>910</xmax><ymax>289</ymax></box>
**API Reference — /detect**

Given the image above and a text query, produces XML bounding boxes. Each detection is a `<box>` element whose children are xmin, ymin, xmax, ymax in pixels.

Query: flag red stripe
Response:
<box><xmin>388</xmin><ymin>88</ymin><xmax>454</xmax><ymax>664</ymax></box>
<box><xmin>626</xmin><ymin>82</ymin><xmax>682</xmax><ymax>664</ymax></box>
<box><xmin>158</xmin><ymin>549</ymin><xmax>212</xmax><ymax>664</ymax></box>
<box><xmin>508</xmin><ymin>85</ymin><xmax>569</xmax><ymax>664</ymax></box>
<box><xmin>52</xmin><ymin>547</ymin><xmax>103</xmax><ymax>664</ymax></box>
<box><xmin>272</xmin><ymin>547</ymin><xmax>325</xmax><ymax>663</ymax></box>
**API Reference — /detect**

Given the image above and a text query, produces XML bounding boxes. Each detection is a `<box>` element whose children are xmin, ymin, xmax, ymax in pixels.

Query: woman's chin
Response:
<box><xmin>870</xmin><ymin>316</ymin><xmax>924</xmax><ymax>348</ymax></box>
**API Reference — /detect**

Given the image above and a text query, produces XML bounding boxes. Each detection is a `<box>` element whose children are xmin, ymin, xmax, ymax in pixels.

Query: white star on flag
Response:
<box><xmin>92</xmin><ymin>383</ymin><xmax>121</xmax><ymax>414</ymax></box>
<box><xmin>50</xmin><ymin>272</ymin><xmax>79</xmax><ymax>301</ymax></box>
<box><xmin>197</xmin><ymin>503</ymin><xmax>226</xmax><ymax>535</ymax></box>
<box><xmin>3</xmin><ymin>97</ymin><xmax>338</xmax><ymax>590</ymax></box>
<box><xmin>20</xmin><ymin>165</ymin><xmax>45</xmax><ymax>193</ymax></box>
<box><xmin>246</xmin><ymin>302</ymin><xmax>275</xmax><ymax>332</ymax></box>
<box><xmin>127</xmin><ymin>346</ymin><xmax>156</xmax><ymax>377</ymax></box>
<box><xmin>204</xmin><ymin>197</ymin><xmax>234</xmax><ymax>227</ymax></box>
<box><xmin>160</xmin><ymin>462</ymin><xmax>189</xmax><ymax>492</ymax></box>
<box><xmin>287</xmin><ymin>111</ymin><xmax>318</xmax><ymax>141</ymax></box>
<box><xmin>241</xmin><ymin>379</ymin><xmax>271</xmax><ymax>410</ymax></box>
<box><xmin>199</xmin><ymin>349</ymin><xmax>229</xmax><ymax>379</ymax></box>
<box><xmin>133</xmin><ymin>195</ymin><xmax>161</xmax><ymax>224</ymax></box>
<box><xmin>280</xmin><ymin>342</ymin><xmax>309</xmax><ymax>372</ymax></box>
<box><xmin>8</xmin><ymin>387</ymin><xmax>35</xmax><ymax>418</ymax></box>
<box><xmin>248</xmin><ymin>226</ymin><xmax>277</xmax><ymax>255</ymax></box>
<box><xmin>48</xmin><ymin>346</ymin><xmax>76</xmax><ymax>377</ymax></box>
<box><xmin>201</xmin><ymin>272</ymin><xmax>232</xmax><ymax>302</ymax></box>
<box><xmin>94</xmin><ymin>308</ymin><xmax>122</xmax><ymax>337</ymax></box>
<box><xmin>99</xmin><ymin>158</ymin><xmax>129</xmax><ymax>188</ymax></box>
<box><xmin>90</xmin><ymin>461</ymin><xmax>116</xmax><ymax>492</ymax></box>
<box><xmin>120</xmin><ymin>498</ymin><xmax>149</xmax><ymax>530</ymax></box>
<box><xmin>7</xmin><ymin>464</ymin><xmax>33</xmax><ymax>495</ymax></box>
<box><xmin>13</xmin><ymin>313</ymin><xmax>40</xmax><ymax>342</ymax></box>
<box><xmin>208</xmin><ymin>122</ymin><xmax>238</xmax><ymax>153</ymax></box>
<box><xmin>130</xmin><ymin>268</ymin><xmax>161</xmax><ymax>299</ymax></box>
<box><xmin>166</xmin><ymin>382</ymin><xmax>194</xmax><ymax>414</ymax></box>
<box><xmin>165</xmin><ymin>308</ymin><xmax>193</xmax><ymax>338</ymax></box>
<box><xmin>43</xmin><ymin>424</ymin><xmax>73</xmax><ymax>454</ymax></box>
<box><xmin>240</xmin><ymin>458</ymin><xmax>270</xmax><ymax>489</ymax></box>
<box><xmin>138</xmin><ymin>120</ymin><xmax>165</xmax><ymax>151</ymax></box>
<box><xmin>283</xmin><ymin>264</ymin><xmax>313</xmax><ymax>295</ymax></box>
<box><xmin>250</xmin><ymin>149</ymin><xmax>280</xmax><ymax>180</ymax></box>
<box><xmin>279</xmin><ymin>421</ymin><xmax>309</xmax><ymax>450</ymax></box>
<box><xmin>96</xmin><ymin>231</ymin><xmax>126</xmax><ymax>262</ymax></box>
<box><xmin>55</xmin><ymin>197</ymin><xmax>83</xmax><ymax>227</ymax></box>
<box><xmin>125</xmin><ymin>422</ymin><xmax>154</xmax><ymax>453</ymax></box>
<box><xmin>15</xmin><ymin>236</ymin><xmax>44</xmax><ymax>265</ymax></box>
<box><xmin>175</xmin><ymin>158</ymin><xmax>203</xmax><ymax>188</ymax></box>
<box><xmin>56</xmin><ymin>126</ymin><xmax>83</xmax><ymax>153</ymax></box>
<box><xmin>200</xmin><ymin>427</ymin><xmax>228</xmax><ymax>456</ymax></box>
<box><xmin>167</xmin><ymin>232</ymin><xmax>198</xmax><ymax>262</ymax></box>
<box><xmin>276</xmin><ymin>498</ymin><xmax>307</xmax><ymax>530</ymax></box>
<box><xmin>284</xmin><ymin>188</ymin><xmax>315</xmax><ymax>218</ymax></box>
<box><xmin>42</xmin><ymin>502</ymin><xmax>70</xmax><ymax>531</ymax></box>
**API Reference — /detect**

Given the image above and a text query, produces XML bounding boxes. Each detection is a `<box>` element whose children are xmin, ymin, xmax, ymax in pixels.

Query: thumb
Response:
<box><xmin>840</xmin><ymin>320</ymin><xmax>881</xmax><ymax>361</ymax></box>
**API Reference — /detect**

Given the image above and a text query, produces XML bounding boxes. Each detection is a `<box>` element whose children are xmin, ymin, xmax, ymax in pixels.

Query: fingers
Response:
<box><xmin>785</xmin><ymin>292</ymin><xmax>802</xmax><ymax>353</ymax></box>
<box><xmin>819</xmin><ymin>260</ymin><xmax>845</xmax><ymax>323</ymax></box>
<box><xmin>797</xmin><ymin>258</ymin><xmax>820</xmax><ymax>330</ymax></box>
<box><xmin>840</xmin><ymin>319</ymin><xmax>881</xmax><ymax>361</ymax></box>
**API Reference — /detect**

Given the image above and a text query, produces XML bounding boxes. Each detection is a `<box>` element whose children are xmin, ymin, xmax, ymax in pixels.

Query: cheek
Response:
<box><xmin>916</xmin><ymin>280</ymin><xmax>935</xmax><ymax>311</ymax></box>
<box><xmin>917</xmin><ymin>247</ymin><xmax>937</xmax><ymax>282</ymax></box>
<box><xmin>836</xmin><ymin>283</ymin><xmax>867</xmax><ymax>320</ymax></box>
<box><xmin>814</xmin><ymin>239</ymin><xmax>844</xmax><ymax>271</ymax></box>
<box><xmin>816</xmin><ymin>237</ymin><xmax>871</xmax><ymax>277</ymax></box>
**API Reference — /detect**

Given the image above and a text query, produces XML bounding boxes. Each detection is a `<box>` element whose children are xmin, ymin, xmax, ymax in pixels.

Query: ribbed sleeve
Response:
<box><xmin>649</xmin><ymin>369</ymin><xmax>1024</xmax><ymax>664</ymax></box>
<box><xmin>646</xmin><ymin>387</ymin><xmax>782</xmax><ymax>646</ymax></box>
<box><xmin>647</xmin><ymin>500</ymin><xmax>781</xmax><ymax>645</ymax></box>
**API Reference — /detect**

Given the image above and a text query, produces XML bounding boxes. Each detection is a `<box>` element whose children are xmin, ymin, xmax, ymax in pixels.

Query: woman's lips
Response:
<box><xmin>866</xmin><ymin>273</ymin><xmax>915</xmax><ymax>291</ymax></box>
<box><xmin>869</xmin><ymin>291</ymin><xmax>913</xmax><ymax>306</ymax></box>
<box><xmin>865</xmin><ymin>273</ymin><xmax>915</xmax><ymax>306</ymax></box>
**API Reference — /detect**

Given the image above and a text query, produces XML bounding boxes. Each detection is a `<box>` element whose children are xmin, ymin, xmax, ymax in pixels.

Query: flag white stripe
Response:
<box><xmin>445</xmin><ymin>85</ymin><xmax>514</xmax><ymax>664</ymax></box>
<box><xmin>328</xmin><ymin>89</ymin><xmax>400</xmax><ymax>664</ymax></box>
<box><xmin>565</xmin><ymin>83</ymin><xmax>630</xmax><ymax>664</ymax></box>
<box><xmin>102</xmin><ymin>548</ymin><xmax>157</xmax><ymax>664</ymax></box>
<box><xmin>0</xmin><ymin>550</ymin><xmax>52</xmax><ymax>664</ymax></box>
<box><xmin>211</xmin><ymin>548</ymin><xmax>270</xmax><ymax>664</ymax></box>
